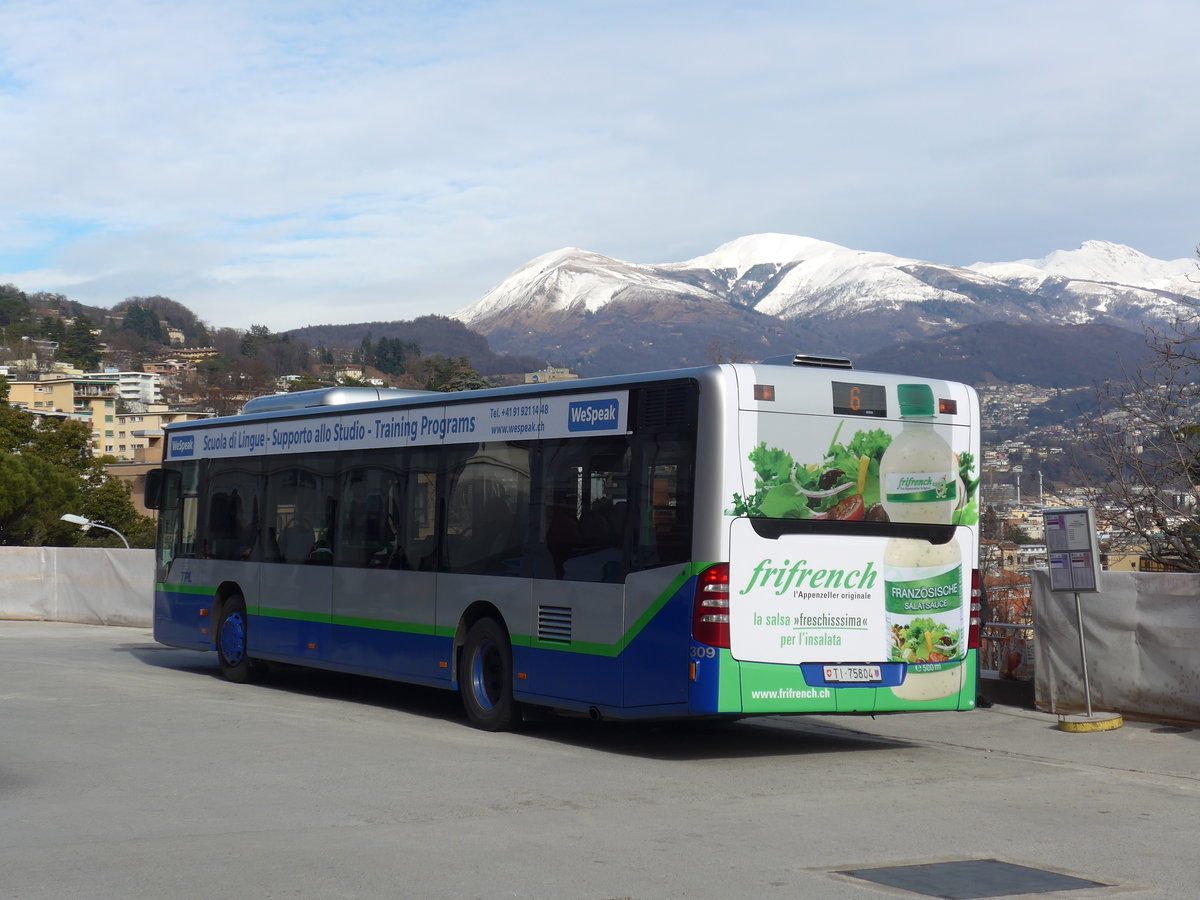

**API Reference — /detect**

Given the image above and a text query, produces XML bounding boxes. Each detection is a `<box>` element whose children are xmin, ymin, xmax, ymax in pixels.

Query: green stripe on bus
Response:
<box><xmin>331</xmin><ymin>613</ymin><xmax>445</xmax><ymax>638</ymax></box>
<box><xmin>156</xmin><ymin>583</ymin><xmax>217</xmax><ymax>596</ymax></box>
<box><xmin>174</xmin><ymin>564</ymin><xmax>709</xmax><ymax>657</ymax></box>
<box><xmin>529</xmin><ymin>562</ymin><xmax>710</xmax><ymax>657</ymax></box>
<box><xmin>717</xmin><ymin>648</ymin><xmax>743</xmax><ymax>711</ymax></box>
<box><xmin>248</xmin><ymin>605</ymin><xmax>452</xmax><ymax>638</ymax></box>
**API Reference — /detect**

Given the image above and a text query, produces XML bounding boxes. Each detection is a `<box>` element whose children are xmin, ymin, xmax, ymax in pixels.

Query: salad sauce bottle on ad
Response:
<box><xmin>879</xmin><ymin>383</ymin><xmax>956</xmax><ymax>523</ymax></box>
<box><xmin>881</xmin><ymin>384</ymin><xmax>965</xmax><ymax>702</ymax></box>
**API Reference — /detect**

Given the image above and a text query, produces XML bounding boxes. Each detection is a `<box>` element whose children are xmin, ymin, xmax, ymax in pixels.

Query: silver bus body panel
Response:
<box><xmin>689</xmin><ymin>366</ymin><xmax>737</xmax><ymax>565</ymax></box>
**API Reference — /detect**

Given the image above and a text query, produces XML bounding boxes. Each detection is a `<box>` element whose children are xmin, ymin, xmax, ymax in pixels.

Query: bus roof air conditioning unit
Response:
<box><xmin>240</xmin><ymin>387</ymin><xmax>433</xmax><ymax>415</ymax></box>
<box><xmin>760</xmin><ymin>353</ymin><xmax>854</xmax><ymax>369</ymax></box>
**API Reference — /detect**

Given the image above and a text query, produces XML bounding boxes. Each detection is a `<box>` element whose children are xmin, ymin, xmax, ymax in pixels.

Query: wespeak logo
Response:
<box><xmin>567</xmin><ymin>398</ymin><xmax>620</xmax><ymax>432</ymax></box>
<box><xmin>169</xmin><ymin>434</ymin><xmax>195</xmax><ymax>458</ymax></box>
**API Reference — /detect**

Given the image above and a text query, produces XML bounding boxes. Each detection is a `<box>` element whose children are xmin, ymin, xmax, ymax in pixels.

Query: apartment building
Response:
<box><xmin>112</xmin><ymin>404</ymin><xmax>212</xmax><ymax>461</ymax></box>
<box><xmin>7</xmin><ymin>377</ymin><xmax>119</xmax><ymax>455</ymax></box>
<box><xmin>77</xmin><ymin>370</ymin><xmax>163</xmax><ymax>411</ymax></box>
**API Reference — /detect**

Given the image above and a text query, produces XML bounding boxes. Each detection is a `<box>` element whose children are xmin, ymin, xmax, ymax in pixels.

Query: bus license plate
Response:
<box><xmin>823</xmin><ymin>665</ymin><xmax>882</xmax><ymax>683</ymax></box>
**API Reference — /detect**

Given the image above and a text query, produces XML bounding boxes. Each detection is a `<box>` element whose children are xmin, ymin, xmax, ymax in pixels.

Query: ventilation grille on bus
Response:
<box><xmin>537</xmin><ymin>605</ymin><xmax>572</xmax><ymax>643</ymax></box>
<box><xmin>637</xmin><ymin>382</ymin><xmax>694</xmax><ymax>429</ymax></box>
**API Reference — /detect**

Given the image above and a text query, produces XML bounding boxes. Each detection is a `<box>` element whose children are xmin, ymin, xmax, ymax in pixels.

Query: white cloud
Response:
<box><xmin>1</xmin><ymin>0</ymin><xmax>1197</xmax><ymax>330</ymax></box>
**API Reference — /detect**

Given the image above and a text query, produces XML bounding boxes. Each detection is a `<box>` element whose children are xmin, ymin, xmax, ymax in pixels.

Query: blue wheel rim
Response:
<box><xmin>469</xmin><ymin>639</ymin><xmax>502</xmax><ymax>712</ymax></box>
<box><xmin>220</xmin><ymin>611</ymin><xmax>247</xmax><ymax>666</ymax></box>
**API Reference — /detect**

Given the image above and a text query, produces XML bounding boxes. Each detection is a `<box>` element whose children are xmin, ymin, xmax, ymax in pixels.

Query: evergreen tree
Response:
<box><xmin>375</xmin><ymin>336</ymin><xmax>417</xmax><ymax>375</ymax></box>
<box><xmin>0</xmin><ymin>284</ymin><xmax>29</xmax><ymax>328</ymax></box>
<box><xmin>58</xmin><ymin>315</ymin><xmax>103</xmax><ymax>370</ymax></box>
<box><xmin>0</xmin><ymin>453</ymin><xmax>78</xmax><ymax>546</ymax></box>
<box><xmin>423</xmin><ymin>356</ymin><xmax>494</xmax><ymax>392</ymax></box>
<box><xmin>121</xmin><ymin>304</ymin><xmax>164</xmax><ymax>343</ymax></box>
<box><xmin>0</xmin><ymin>394</ymin><xmax>154</xmax><ymax>547</ymax></box>
<box><xmin>287</xmin><ymin>372</ymin><xmax>325</xmax><ymax>391</ymax></box>
<box><xmin>39</xmin><ymin>315</ymin><xmax>67</xmax><ymax>343</ymax></box>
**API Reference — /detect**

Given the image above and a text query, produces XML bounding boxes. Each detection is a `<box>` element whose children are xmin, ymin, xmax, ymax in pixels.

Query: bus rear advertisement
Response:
<box><xmin>145</xmin><ymin>358</ymin><xmax>981</xmax><ymax>729</ymax></box>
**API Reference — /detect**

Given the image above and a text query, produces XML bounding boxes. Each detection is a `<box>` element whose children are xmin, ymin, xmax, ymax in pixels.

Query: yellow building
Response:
<box><xmin>525</xmin><ymin>366</ymin><xmax>578</xmax><ymax>384</ymax></box>
<box><xmin>113</xmin><ymin>404</ymin><xmax>212</xmax><ymax>461</ymax></box>
<box><xmin>7</xmin><ymin>377</ymin><xmax>118</xmax><ymax>456</ymax></box>
<box><xmin>173</xmin><ymin>347</ymin><xmax>219</xmax><ymax>361</ymax></box>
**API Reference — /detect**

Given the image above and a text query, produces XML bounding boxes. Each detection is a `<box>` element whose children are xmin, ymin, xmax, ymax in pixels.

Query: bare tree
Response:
<box><xmin>705</xmin><ymin>337</ymin><xmax>748</xmax><ymax>364</ymax></box>
<box><xmin>1085</xmin><ymin>251</ymin><xmax>1200</xmax><ymax>570</ymax></box>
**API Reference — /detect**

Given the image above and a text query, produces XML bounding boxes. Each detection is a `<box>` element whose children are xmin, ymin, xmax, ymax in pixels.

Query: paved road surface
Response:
<box><xmin>2</xmin><ymin>621</ymin><xmax>1196</xmax><ymax>899</ymax></box>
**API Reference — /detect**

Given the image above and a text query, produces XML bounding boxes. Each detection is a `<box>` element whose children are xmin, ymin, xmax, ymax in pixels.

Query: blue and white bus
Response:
<box><xmin>145</xmin><ymin>356</ymin><xmax>982</xmax><ymax>730</ymax></box>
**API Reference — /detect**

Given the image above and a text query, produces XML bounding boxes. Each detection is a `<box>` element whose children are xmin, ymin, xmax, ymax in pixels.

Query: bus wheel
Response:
<box><xmin>216</xmin><ymin>595</ymin><xmax>263</xmax><ymax>684</ymax></box>
<box><xmin>460</xmin><ymin>617</ymin><xmax>521</xmax><ymax>731</ymax></box>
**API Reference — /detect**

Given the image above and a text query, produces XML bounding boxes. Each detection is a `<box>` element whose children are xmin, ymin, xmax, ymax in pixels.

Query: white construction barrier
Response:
<box><xmin>1033</xmin><ymin>569</ymin><xmax>1200</xmax><ymax>724</ymax></box>
<box><xmin>0</xmin><ymin>547</ymin><xmax>154</xmax><ymax>627</ymax></box>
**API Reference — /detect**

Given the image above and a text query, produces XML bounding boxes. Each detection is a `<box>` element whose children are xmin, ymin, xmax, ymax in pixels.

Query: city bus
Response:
<box><xmin>144</xmin><ymin>356</ymin><xmax>983</xmax><ymax>730</ymax></box>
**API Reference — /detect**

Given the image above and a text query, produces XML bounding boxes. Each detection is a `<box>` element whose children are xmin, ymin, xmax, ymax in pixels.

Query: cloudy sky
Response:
<box><xmin>1</xmin><ymin>0</ymin><xmax>1197</xmax><ymax>331</ymax></box>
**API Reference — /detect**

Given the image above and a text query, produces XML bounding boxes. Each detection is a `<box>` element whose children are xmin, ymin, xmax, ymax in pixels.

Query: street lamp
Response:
<box><xmin>60</xmin><ymin>513</ymin><xmax>131</xmax><ymax>549</ymax></box>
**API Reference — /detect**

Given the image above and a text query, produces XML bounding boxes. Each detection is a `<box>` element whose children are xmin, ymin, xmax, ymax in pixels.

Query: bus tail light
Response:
<box><xmin>968</xmin><ymin>569</ymin><xmax>982</xmax><ymax>650</ymax></box>
<box><xmin>693</xmin><ymin>563</ymin><xmax>730</xmax><ymax>648</ymax></box>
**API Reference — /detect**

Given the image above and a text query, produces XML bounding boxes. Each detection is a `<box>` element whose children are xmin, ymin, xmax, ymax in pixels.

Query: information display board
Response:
<box><xmin>1042</xmin><ymin>507</ymin><xmax>1102</xmax><ymax>593</ymax></box>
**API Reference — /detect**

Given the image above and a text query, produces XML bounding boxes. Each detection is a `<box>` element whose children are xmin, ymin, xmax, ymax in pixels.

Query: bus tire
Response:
<box><xmin>216</xmin><ymin>594</ymin><xmax>263</xmax><ymax>684</ymax></box>
<box><xmin>460</xmin><ymin>617</ymin><xmax>521</xmax><ymax>731</ymax></box>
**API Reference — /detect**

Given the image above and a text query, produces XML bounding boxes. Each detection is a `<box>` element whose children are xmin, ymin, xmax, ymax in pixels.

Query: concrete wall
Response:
<box><xmin>0</xmin><ymin>547</ymin><xmax>153</xmax><ymax>627</ymax></box>
<box><xmin>1033</xmin><ymin>569</ymin><xmax>1200</xmax><ymax>724</ymax></box>
<box><xmin>7</xmin><ymin>550</ymin><xmax>1197</xmax><ymax>725</ymax></box>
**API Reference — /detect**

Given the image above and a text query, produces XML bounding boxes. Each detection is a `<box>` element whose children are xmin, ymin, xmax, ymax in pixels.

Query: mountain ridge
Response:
<box><xmin>450</xmin><ymin>234</ymin><xmax>1196</xmax><ymax>376</ymax></box>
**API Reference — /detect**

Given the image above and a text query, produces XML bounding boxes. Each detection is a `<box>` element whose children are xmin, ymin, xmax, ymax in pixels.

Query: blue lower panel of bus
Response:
<box><xmin>157</xmin><ymin>578</ymin><xmax>974</xmax><ymax>718</ymax></box>
<box><xmin>512</xmin><ymin>577</ymin><xmax>694</xmax><ymax>714</ymax></box>
<box><xmin>328</xmin><ymin>621</ymin><xmax>445</xmax><ymax>684</ymax></box>
<box><xmin>243</xmin><ymin>613</ymin><xmax>449</xmax><ymax>687</ymax></box>
<box><xmin>154</xmin><ymin>585</ymin><xmax>216</xmax><ymax>651</ymax></box>
<box><xmin>254</xmin><ymin>613</ymin><xmax>330</xmax><ymax>664</ymax></box>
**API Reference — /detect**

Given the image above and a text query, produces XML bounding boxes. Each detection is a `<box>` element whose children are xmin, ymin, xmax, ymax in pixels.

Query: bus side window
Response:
<box><xmin>153</xmin><ymin>468</ymin><xmax>182</xmax><ymax>569</ymax></box>
<box><xmin>201</xmin><ymin>459</ymin><xmax>265</xmax><ymax>561</ymax></box>
<box><xmin>403</xmin><ymin>464</ymin><xmax>438</xmax><ymax>570</ymax></box>
<box><xmin>644</xmin><ymin>440</ymin><xmax>694</xmax><ymax>566</ymax></box>
<box><xmin>338</xmin><ymin>463</ymin><xmax>400</xmax><ymax>569</ymax></box>
<box><xmin>539</xmin><ymin>436</ymin><xmax>630</xmax><ymax>583</ymax></box>
<box><xmin>179</xmin><ymin>461</ymin><xmax>200</xmax><ymax>558</ymax></box>
<box><xmin>207</xmin><ymin>490</ymin><xmax>231</xmax><ymax>557</ymax></box>
<box><xmin>444</xmin><ymin>442</ymin><xmax>530</xmax><ymax>576</ymax></box>
<box><xmin>265</xmin><ymin>460</ymin><xmax>334</xmax><ymax>565</ymax></box>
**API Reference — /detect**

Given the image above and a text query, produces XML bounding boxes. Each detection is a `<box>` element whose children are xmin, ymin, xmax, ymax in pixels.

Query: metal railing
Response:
<box><xmin>980</xmin><ymin>621</ymin><xmax>1035</xmax><ymax>679</ymax></box>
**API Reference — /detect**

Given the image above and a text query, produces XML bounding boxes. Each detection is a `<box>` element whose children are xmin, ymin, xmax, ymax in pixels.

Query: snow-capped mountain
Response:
<box><xmin>663</xmin><ymin>234</ymin><xmax>993</xmax><ymax>320</ymax></box>
<box><xmin>972</xmin><ymin>240</ymin><xmax>1196</xmax><ymax>289</ymax></box>
<box><xmin>458</xmin><ymin>246</ymin><xmax>719</xmax><ymax>323</ymax></box>
<box><xmin>967</xmin><ymin>240</ymin><xmax>1197</xmax><ymax>324</ymax></box>
<box><xmin>453</xmin><ymin>234</ymin><xmax>1197</xmax><ymax>375</ymax></box>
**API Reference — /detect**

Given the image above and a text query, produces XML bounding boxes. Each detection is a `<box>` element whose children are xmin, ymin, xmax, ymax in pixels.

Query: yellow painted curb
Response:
<box><xmin>1057</xmin><ymin>714</ymin><xmax>1124</xmax><ymax>733</ymax></box>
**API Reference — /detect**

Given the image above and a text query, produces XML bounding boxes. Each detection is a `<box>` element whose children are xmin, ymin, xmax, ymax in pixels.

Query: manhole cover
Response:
<box><xmin>1150</xmin><ymin>725</ymin><xmax>1193</xmax><ymax>734</ymax></box>
<box><xmin>839</xmin><ymin>859</ymin><xmax>1109</xmax><ymax>899</ymax></box>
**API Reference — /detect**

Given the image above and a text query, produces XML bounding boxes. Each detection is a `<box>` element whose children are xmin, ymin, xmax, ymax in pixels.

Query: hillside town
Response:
<box><xmin>4</xmin><ymin>302</ymin><xmax>1191</xmax><ymax>593</ymax></box>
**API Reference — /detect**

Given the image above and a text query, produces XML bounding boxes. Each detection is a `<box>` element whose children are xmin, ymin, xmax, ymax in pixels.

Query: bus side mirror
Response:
<box><xmin>144</xmin><ymin>469</ymin><xmax>164</xmax><ymax>510</ymax></box>
<box><xmin>144</xmin><ymin>468</ymin><xmax>177</xmax><ymax>510</ymax></box>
